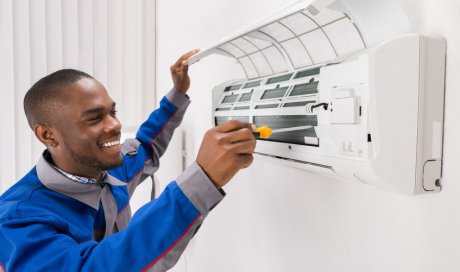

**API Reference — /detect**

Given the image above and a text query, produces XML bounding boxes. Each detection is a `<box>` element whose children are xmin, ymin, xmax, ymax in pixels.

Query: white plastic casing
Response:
<box><xmin>212</xmin><ymin>34</ymin><xmax>446</xmax><ymax>194</ymax></box>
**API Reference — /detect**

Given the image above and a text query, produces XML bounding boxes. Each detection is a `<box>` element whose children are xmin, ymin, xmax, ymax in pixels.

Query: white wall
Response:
<box><xmin>156</xmin><ymin>0</ymin><xmax>460</xmax><ymax>271</ymax></box>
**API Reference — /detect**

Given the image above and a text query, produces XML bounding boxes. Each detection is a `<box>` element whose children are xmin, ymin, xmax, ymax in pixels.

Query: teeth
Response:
<box><xmin>100</xmin><ymin>140</ymin><xmax>120</xmax><ymax>148</ymax></box>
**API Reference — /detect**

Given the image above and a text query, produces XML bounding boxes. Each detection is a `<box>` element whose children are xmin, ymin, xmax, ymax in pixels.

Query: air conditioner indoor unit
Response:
<box><xmin>188</xmin><ymin>0</ymin><xmax>446</xmax><ymax>194</ymax></box>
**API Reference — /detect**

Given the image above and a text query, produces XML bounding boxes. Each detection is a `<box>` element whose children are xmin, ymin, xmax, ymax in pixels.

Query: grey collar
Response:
<box><xmin>36</xmin><ymin>151</ymin><xmax>125</xmax><ymax>210</ymax></box>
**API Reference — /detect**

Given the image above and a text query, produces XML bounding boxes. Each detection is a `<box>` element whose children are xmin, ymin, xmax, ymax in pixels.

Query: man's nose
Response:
<box><xmin>104</xmin><ymin>115</ymin><xmax>122</xmax><ymax>133</ymax></box>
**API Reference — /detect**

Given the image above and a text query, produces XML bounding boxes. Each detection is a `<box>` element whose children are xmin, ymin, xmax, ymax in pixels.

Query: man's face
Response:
<box><xmin>51</xmin><ymin>78</ymin><xmax>123</xmax><ymax>178</ymax></box>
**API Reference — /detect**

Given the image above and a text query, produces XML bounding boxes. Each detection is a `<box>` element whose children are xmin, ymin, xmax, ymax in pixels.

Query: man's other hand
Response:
<box><xmin>196</xmin><ymin>120</ymin><xmax>257</xmax><ymax>188</ymax></box>
<box><xmin>171</xmin><ymin>49</ymin><xmax>200</xmax><ymax>95</ymax></box>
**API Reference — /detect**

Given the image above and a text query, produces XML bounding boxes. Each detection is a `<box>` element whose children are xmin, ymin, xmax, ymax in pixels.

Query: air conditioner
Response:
<box><xmin>188</xmin><ymin>0</ymin><xmax>446</xmax><ymax>194</ymax></box>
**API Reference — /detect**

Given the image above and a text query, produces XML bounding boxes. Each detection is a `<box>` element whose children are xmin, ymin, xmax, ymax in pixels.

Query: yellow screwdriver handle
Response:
<box><xmin>255</xmin><ymin>125</ymin><xmax>273</xmax><ymax>139</ymax></box>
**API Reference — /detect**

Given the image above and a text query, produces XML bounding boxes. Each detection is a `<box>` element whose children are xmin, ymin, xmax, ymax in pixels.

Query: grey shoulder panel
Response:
<box><xmin>121</xmin><ymin>138</ymin><xmax>141</xmax><ymax>156</ymax></box>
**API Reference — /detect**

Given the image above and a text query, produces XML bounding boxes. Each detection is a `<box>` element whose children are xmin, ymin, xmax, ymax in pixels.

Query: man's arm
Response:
<box><xmin>0</xmin><ymin>120</ymin><xmax>255</xmax><ymax>271</ymax></box>
<box><xmin>0</xmin><ymin>166</ymin><xmax>222</xmax><ymax>272</ymax></box>
<box><xmin>109</xmin><ymin>50</ymin><xmax>199</xmax><ymax>196</ymax></box>
<box><xmin>109</xmin><ymin>88</ymin><xmax>189</xmax><ymax>196</ymax></box>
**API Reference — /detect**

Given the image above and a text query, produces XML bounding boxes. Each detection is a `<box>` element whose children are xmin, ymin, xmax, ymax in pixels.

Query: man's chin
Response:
<box><xmin>100</xmin><ymin>155</ymin><xmax>124</xmax><ymax>170</ymax></box>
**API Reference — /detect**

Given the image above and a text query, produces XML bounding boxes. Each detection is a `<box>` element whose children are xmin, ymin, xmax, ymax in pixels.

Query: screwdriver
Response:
<box><xmin>252</xmin><ymin>125</ymin><xmax>313</xmax><ymax>139</ymax></box>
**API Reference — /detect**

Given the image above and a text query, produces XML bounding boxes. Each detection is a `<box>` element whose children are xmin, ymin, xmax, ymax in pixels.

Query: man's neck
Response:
<box><xmin>44</xmin><ymin>150</ymin><xmax>103</xmax><ymax>180</ymax></box>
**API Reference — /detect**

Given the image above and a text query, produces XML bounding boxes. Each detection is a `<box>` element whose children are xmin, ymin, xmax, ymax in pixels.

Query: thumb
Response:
<box><xmin>182</xmin><ymin>60</ymin><xmax>189</xmax><ymax>75</ymax></box>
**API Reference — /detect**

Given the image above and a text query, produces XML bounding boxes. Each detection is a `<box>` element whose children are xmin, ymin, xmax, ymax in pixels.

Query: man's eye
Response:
<box><xmin>87</xmin><ymin>115</ymin><xmax>102</xmax><ymax>122</ymax></box>
<box><xmin>110</xmin><ymin>110</ymin><xmax>118</xmax><ymax>117</ymax></box>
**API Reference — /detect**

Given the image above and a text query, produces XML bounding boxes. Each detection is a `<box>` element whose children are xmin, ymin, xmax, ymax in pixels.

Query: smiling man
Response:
<box><xmin>0</xmin><ymin>51</ymin><xmax>256</xmax><ymax>271</ymax></box>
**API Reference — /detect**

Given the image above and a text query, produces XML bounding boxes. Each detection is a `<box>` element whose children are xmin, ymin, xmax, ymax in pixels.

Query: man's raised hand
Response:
<box><xmin>171</xmin><ymin>49</ymin><xmax>200</xmax><ymax>95</ymax></box>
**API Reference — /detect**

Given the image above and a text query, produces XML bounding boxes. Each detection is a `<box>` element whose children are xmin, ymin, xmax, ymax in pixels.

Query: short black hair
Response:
<box><xmin>24</xmin><ymin>69</ymin><xmax>93</xmax><ymax>129</ymax></box>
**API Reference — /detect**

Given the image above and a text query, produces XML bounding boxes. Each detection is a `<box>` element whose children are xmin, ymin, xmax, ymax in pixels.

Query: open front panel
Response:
<box><xmin>213</xmin><ymin>9</ymin><xmax>365</xmax><ymax>79</ymax></box>
<box><xmin>189</xmin><ymin>0</ymin><xmax>410</xmax><ymax>79</ymax></box>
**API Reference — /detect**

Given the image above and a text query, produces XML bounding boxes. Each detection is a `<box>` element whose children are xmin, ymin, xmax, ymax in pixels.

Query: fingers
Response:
<box><xmin>170</xmin><ymin>49</ymin><xmax>199</xmax><ymax>76</ymax></box>
<box><xmin>215</xmin><ymin>119</ymin><xmax>253</xmax><ymax>133</ymax></box>
<box><xmin>173</xmin><ymin>49</ymin><xmax>200</xmax><ymax>68</ymax></box>
<box><xmin>195</xmin><ymin>120</ymin><xmax>257</xmax><ymax>188</ymax></box>
<box><xmin>170</xmin><ymin>61</ymin><xmax>185</xmax><ymax>75</ymax></box>
<box><xmin>237</xmin><ymin>154</ymin><xmax>254</xmax><ymax>169</ymax></box>
<box><xmin>182</xmin><ymin>48</ymin><xmax>200</xmax><ymax>61</ymax></box>
<box><xmin>170</xmin><ymin>49</ymin><xmax>199</xmax><ymax>95</ymax></box>
<box><xmin>221</xmin><ymin>127</ymin><xmax>254</xmax><ymax>144</ymax></box>
<box><xmin>227</xmin><ymin>139</ymin><xmax>257</xmax><ymax>155</ymax></box>
<box><xmin>182</xmin><ymin>60</ymin><xmax>189</xmax><ymax>75</ymax></box>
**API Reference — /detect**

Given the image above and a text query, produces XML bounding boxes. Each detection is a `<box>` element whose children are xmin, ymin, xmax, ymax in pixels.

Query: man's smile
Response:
<box><xmin>99</xmin><ymin>139</ymin><xmax>122</xmax><ymax>153</ymax></box>
<box><xmin>99</xmin><ymin>139</ymin><xmax>120</xmax><ymax>148</ymax></box>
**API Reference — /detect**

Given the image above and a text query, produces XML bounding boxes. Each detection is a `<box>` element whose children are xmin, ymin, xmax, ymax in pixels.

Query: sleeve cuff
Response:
<box><xmin>165</xmin><ymin>88</ymin><xmax>191</xmax><ymax>110</ymax></box>
<box><xmin>176</xmin><ymin>162</ymin><xmax>225</xmax><ymax>217</ymax></box>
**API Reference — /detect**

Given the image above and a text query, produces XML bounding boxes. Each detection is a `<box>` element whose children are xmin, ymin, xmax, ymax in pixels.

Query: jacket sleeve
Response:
<box><xmin>0</xmin><ymin>163</ymin><xmax>223</xmax><ymax>272</ymax></box>
<box><xmin>109</xmin><ymin>88</ymin><xmax>190</xmax><ymax>197</ymax></box>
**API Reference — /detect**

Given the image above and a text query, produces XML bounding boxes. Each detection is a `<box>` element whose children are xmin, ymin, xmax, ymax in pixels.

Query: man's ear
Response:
<box><xmin>34</xmin><ymin>124</ymin><xmax>59</xmax><ymax>147</ymax></box>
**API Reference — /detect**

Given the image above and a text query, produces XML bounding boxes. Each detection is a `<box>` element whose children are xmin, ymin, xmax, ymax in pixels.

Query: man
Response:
<box><xmin>0</xmin><ymin>50</ymin><xmax>256</xmax><ymax>271</ymax></box>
